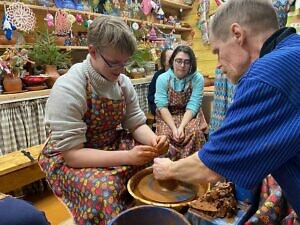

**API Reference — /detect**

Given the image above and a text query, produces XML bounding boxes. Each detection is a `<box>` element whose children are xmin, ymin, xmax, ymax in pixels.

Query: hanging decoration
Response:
<box><xmin>123</xmin><ymin>0</ymin><xmax>131</xmax><ymax>17</ymax></box>
<box><xmin>154</xmin><ymin>26</ymin><xmax>176</xmax><ymax>49</ymax></box>
<box><xmin>75</xmin><ymin>14</ymin><xmax>83</xmax><ymax>25</ymax></box>
<box><xmin>2</xmin><ymin>15</ymin><xmax>16</xmax><ymax>40</ymax></box>
<box><xmin>149</xmin><ymin>26</ymin><xmax>157</xmax><ymax>41</ymax></box>
<box><xmin>6</xmin><ymin>2</ymin><xmax>36</xmax><ymax>32</ymax></box>
<box><xmin>214</xmin><ymin>0</ymin><xmax>226</xmax><ymax>6</ymax></box>
<box><xmin>132</xmin><ymin>22</ymin><xmax>139</xmax><ymax>30</ymax></box>
<box><xmin>131</xmin><ymin>0</ymin><xmax>141</xmax><ymax>18</ymax></box>
<box><xmin>104</xmin><ymin>0</ymin><xmax>113</xmax><ymax>14</ymax></box>
<box><xmin>55</xmin><ymin>10</ymin><xmax>71</xmax><ymax>35</ymax></box>
<box><xmin>272</xmin><ymin>0</ymin><xmax>290</xmax><ymax>28</ymax></box>
<box><xmin>197</xmin><ymin>0</ymin><xmax>210</xmax><ymax>45</ymax></box>
<box><xmin>67</xmin><ymin>13</ymin><xmax>76</xmax><ymax>35</ymax></box>
<box><xmin>44</xmin><ymin>13</ymin><xmax>54</xmax><ymax>27</ymax></box>
<box><xmin>141</xmin><ymin>0</ymin><xmax>152</xmax><ymax>16</ymax></box>
<box><xmin>111</xmin><ymin>0</ymin><xmax>121</xmax><ymax>16</ymax></box>
<box><xmin>132</xmin><ymin>22</ymin><xmax>149</xmax><ymax>40</ymax></box>
<box><xmin>83</xmin><ymin>15</ymin><xmax>93</xmax><ymax>28</ymax></box>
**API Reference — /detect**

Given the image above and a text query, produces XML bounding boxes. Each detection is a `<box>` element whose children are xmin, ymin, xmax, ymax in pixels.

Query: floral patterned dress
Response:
<box><xmin>39</xmin><ymin>79</ymin><xmax>141</xmax><ymax>225</ymax></box>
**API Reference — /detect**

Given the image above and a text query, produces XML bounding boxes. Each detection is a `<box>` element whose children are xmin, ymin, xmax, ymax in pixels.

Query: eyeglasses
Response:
<box><xmin>174</xmin><ymin>58</ymin><xmax>191</xmax><ymax>66</ymax></box>
<box><xmin>99</xmin><ymin>53</ymin><xmax>130</xmax><ymax>69</ymax></box>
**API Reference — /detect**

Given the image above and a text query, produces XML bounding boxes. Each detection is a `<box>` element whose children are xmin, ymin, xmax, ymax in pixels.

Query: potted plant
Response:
<box><xmin>126</xmin><ymin>48</ymin><xmax>153</xmax><ymax>79</ymax></box>
<box><xmin>0</xmin><ymin>48</ymin><xmax>31</xmax><ymax>92</ymax></box>
<box><xmin>27</xmin><ymin>30</ymin><xmax>71</xmax><ymax>88</ymax></box>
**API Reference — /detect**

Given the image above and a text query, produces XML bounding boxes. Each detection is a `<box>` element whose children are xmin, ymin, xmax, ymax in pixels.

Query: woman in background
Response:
<box><xmin>155</xmin><ymin>45</ymin><xmax>207</xmax><ymax>161</ymax></box>
<box><xmin>147</xmin><ymin>48</ymin><xmax>173</xmax><ymax>116</ymax></box>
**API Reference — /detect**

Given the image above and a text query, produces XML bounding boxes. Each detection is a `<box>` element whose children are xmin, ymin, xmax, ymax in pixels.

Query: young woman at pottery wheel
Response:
<box><xmin>38</xmin><ymin>16</ymin><xmax>169</xmax><ymax>225</ymax></box>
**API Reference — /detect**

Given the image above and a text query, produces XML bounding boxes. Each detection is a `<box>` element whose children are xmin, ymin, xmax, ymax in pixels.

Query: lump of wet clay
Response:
<box><xmin>189</xmin><ymin>181</ymin><xmax>238</xmax><ymax>219</ymax></box>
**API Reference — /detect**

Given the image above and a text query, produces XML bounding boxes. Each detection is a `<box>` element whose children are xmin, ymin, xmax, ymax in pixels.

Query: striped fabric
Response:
<box><xmin>199</xmin><ymin>33</ymin><xmax>300</xmax><ymax>214</ymax></box>
<box><xmin>208</xmin><ymin>69</ymin><xmax>235</xmax><ymax>136</ymax></box>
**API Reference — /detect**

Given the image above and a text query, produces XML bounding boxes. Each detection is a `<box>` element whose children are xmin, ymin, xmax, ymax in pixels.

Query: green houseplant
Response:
<box><xmin>27</xmin><ymin>30</ymin><xmax>71</xmax><ymax>87</ymax></box>
<box><xmin>126</xmin><ymin>48</ymin><xmax>153</xmax><ymax>79</ymax></box>
<box><xmin>28</xmin><ymin>30</ymin><xmax>71</xmax><ymax>68</ymax></box>
<box><xmin>0</xmin><ymin>48</ymin><xmax>31</xmax><ymax>92</ymax></box>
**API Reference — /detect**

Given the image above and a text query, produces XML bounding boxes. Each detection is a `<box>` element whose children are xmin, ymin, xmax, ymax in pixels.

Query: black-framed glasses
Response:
<box><xmin>99</xmin><ymin>53</ymin><xmax>129</xmax><ymax>69</ymax></box>
<box><xmin>174</xmin><ymin>58</ymin><xmax>191</xmax><ymax>66</ymax></box>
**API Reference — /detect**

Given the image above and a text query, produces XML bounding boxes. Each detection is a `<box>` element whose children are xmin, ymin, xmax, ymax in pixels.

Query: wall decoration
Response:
<box><xmin>2</xmin><ymin>15</ymin><xmax>16</xmax><ymax>40</ymax></box>
<box><xmin>6</xmin><ymin>2</ymin><xmax>36</xmax><ymax>32</ymax></box>
<box><xmin>197</xmin><ymin>0</ymin><xmax>210</xmax><ymax>45</ymax></box>
<box><xmin>44</xmin><ymin>13</ymin><xmax>54</xmax><ymax>27</ymax></box>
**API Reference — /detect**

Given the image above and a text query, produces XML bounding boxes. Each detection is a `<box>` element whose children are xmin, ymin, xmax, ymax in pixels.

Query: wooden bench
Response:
<box><xmin>0</xmin><ymin>145</ymin><xmax>45</xmax><ymax>193</ymax></box>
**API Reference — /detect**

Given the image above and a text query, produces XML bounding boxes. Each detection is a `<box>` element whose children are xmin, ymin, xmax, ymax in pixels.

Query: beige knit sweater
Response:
<box><xmin>45</xmin><ymin>55</ymin><xmax>146</xmax><ymax>151</ymax></box>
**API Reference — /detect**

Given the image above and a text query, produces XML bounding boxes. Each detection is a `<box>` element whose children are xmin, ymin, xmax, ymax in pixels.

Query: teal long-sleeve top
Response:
<box><xmin>155</xmin><ymin>68</ymin><xmax>204</xmax><ymax>116</ymax></box>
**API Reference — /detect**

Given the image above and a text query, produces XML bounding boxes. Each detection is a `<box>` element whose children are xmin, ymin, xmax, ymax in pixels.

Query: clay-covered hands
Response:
<box><xmin>128</xmin><ymin>145</ymin><xmax>159</xmax><ymax>166</ymax></box>
<box><xmin>152</xmin><ymin>135</ymin><xmax>170</xmax><ymax>155</ymax></box>
<box><xmin>153</xmin><ymin>157</ymin><xmax>173</xmax><ymax>180</ymax></box>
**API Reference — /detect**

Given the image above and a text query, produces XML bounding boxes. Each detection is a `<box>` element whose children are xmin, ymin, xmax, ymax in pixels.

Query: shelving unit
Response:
<box><xmin>0</xmin><ymin>1</ymin><xmax>192</xmax><ymax>32</ymax></box>
<box><xmin>0</xmin><ymin>77</ymin><xmax>154</xmax><ymax>103</ymax></box>
<box><xmin>161</xmin><ymin>0</ymin><xmax>192</xmax><ymax>10</ymax></box>
<box><xmin>0</xmin><ymin>0</ymin><xmax>196</xmax><ymax>98</ymax></box>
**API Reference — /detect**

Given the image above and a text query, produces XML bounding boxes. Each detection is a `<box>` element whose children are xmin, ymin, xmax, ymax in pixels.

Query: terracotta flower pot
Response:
<box><xmin>3</xmin><ymin>74</ymin><xmax>23</xmax><ymax>92</ymax></box>
<box><xmin>55</xmin><ymin>37</ymin><xmax>65</xmax><ymax>46</ymax></box>
<box><xmin>0</xmin><ymin>35</ymin><xmax>17</xmax><ymax>45</ymax></box>
<box><xmin>45</xmin><ymin>65</ymin><xmax>60</xmax><ymax>88</ymax></box>
<box><xmin>24</xmin><ymin>34</ymin><xmax>36</xmax><ymax>44</ymax></box>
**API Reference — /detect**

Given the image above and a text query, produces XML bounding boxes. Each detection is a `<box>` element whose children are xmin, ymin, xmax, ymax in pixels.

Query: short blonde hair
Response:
<box><xmin>87</xmin><ymin>16</ymin><xmax>137</xmax><ymax>55</ymax></box>
<box><xmin>209</xmin><ymin>0</ymin><xmax>279</xmax><ymax>41</ymax></box>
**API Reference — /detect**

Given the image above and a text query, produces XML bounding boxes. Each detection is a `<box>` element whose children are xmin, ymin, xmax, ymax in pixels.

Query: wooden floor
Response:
<box><xmin>25</xmin><ymin>189</ymin><xmax>73</xmax><ymax>225</ymax></box>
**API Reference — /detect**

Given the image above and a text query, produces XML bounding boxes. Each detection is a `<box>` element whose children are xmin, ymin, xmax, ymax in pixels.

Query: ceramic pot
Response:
<box><xmin>0</xmin><ymin>35</ymin><xmax>17</xmax><ymax>45</ymax></box>
<box><xmin>3</xmin><ymin>74</ymin><xmax>23</xmax><ymax>92</ymax></box>
<box><xmin>55</xmin><ymin>36</ymin><xmax>65</xmax><ymax>46</ymax></box>
<box><xmin>24</xmin><ymin>34</ymin><xmax>36</xmax><ymax>44</ymax></box>
<box><xmin>204</xmin><ymin>77</ymin><xmax>214</xmax><ymax>87</ymax></box>
<box><xmin>45</xmin><ymin>65</ymin><xmax>60</xmax><ymax>88</ymax></box>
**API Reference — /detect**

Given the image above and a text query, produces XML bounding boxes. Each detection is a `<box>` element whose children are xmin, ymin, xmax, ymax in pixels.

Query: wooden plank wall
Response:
<box><xmin>184</xmin><ymin>0</ymin><xmax>218</xmax><ymax>78</ymax></box>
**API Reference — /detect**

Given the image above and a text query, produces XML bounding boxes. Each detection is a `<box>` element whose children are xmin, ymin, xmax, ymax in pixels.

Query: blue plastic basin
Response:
<box><xmin>108</xmin><ymin>205</ymin><xmax>191</xmax><ymax>225</ymax></box>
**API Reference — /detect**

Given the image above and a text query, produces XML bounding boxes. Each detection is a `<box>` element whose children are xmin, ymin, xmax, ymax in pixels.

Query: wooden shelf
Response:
<box><xmin>0</xmin><ymin>89</ymin><xmax>51</xmax><ymax>103</ymax></box>
<box><xmin>0</xmin><ymin>1</ymin><xmax>192</xmax><ymax>32</ymax></box>
<box><xmin>0</xmin><ymin>77</ymin><xmax>156</xmax><ymax>103</ymax></box>
<box><xmin>57</xmin><ymin>46</ymin><xmax>88</xmax><ymax>50</ymax></box>
<box><xmin>0</xmin><ymin>82</ymin><xmax>214</xmax><ymax>103</ymax></box>
<box><xmin>0</xmin><ymin>45</ymin><xmax>88</xmax><ymax>50</ymax></box>
<box><xmin>160</xmin><ymin>0</ymin><xmax>193</xmax><ymax>10</ymax></box>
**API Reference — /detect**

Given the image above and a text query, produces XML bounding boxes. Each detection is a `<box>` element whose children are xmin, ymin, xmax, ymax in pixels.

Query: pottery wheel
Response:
<box><xmin>137</xmin><ymin>173</ymin><xmax>196</xmax><ymax>203</ymax></box>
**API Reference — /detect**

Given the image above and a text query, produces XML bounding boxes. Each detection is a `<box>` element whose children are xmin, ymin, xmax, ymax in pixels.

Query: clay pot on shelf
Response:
<box><xmin>3</xmin><ymin>74</ymin><xmax>23</xmax><ymax>93</ymax></box>
<box><xmin>57</xmin><ymin>68</ymin><xmax>69</xmax><ymax>75</ymax></box>
<box><xmin>55</xmin><ymin>36</ymin><xmax>66</xmax><ymax>46</ymax></box>
<box><xmin>44</xmin><ymin>65</ymin><xmax>60</xmax><ymax>88</ymax></box>
<box><xmin>0</xmin><ymin>34</ymin><xmax>17</xmax><ymax>46</ymax></box>
<box><xmin>204</xmin><ymin>77</ymin><xmax>214</xmax><ymax>87</ymax></box>
<box><xmin>24</xmin><ymin>33</ymin><xmax>36</xmax><ymax>44</ymax></box>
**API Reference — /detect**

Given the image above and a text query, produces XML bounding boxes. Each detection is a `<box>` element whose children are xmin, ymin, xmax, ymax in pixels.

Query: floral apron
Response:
<box><xmin>245</xmin><ymin>175</ymin><xmax>299</xmax><ymax>225</ymax></box>
<box><xmin>156</xmin><ymin>78</ymin><xmax>207</xmax><ymax>161</ymax></box>
<box><xmin>39</xmin><ymin>79</ymin><xmax>141</xmax><ymax>225</ymax></box>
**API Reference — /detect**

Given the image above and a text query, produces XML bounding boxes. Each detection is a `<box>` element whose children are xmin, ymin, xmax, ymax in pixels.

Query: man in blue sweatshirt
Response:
<box><xmin>153</xmin><ymin>0</ymin><xmax>300</xmax><ymax>218</ymax></box>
